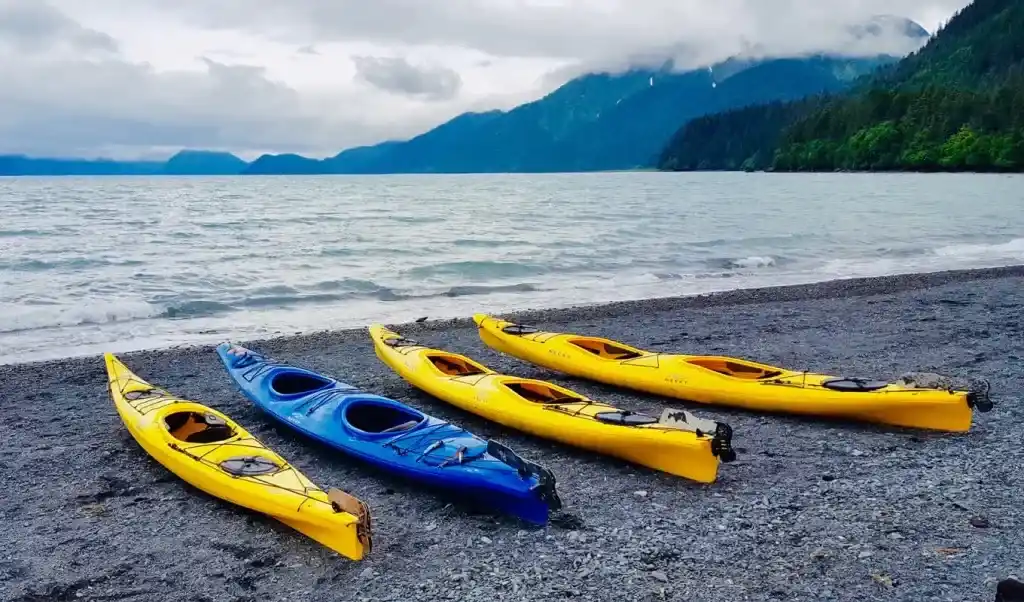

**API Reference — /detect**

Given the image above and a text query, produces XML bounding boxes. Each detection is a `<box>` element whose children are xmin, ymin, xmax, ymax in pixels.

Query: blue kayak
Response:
<box><xmin>215</xmin><ymin>342</ymin><xmax>561</xmax><ymax>525</ymax></box>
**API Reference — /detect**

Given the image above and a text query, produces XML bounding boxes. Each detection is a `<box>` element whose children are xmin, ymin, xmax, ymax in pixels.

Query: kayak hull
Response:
<box><xmin>103</xmin><ymin>353</ymin><xmax>371</xmax><ymax>560</ymax></box>
<box><xmin>368</xmin><ymin>324</ymin><xmax>734</xmax><ymax>484</ymax></box>
<box><xmin>215</xmin><ymin>343</ymin><xmax>560</xmax><ymax>525</ymax></box>
<box><xmin>472</xmin><ymin>314</ymin><xmax>992</xmax><ymax>432</ymax></box>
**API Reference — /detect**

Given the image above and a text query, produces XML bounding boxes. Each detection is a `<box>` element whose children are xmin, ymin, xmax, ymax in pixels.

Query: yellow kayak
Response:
<box><xmin>473</xmin><ymin>314</ymin><xmax>993</xmax><ymax>432</ymax></box>
<box><xmin>104</xmin><ymin>353</ymin><xmax>372</xmax><ymax>560</ymax></box>
<box><xmin>368</xmin><ymin>324</ymin><xmax>736</xmax><ymax>484</ymax></box>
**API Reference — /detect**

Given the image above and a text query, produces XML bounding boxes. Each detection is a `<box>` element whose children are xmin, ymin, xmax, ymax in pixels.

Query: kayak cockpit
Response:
<box><xmin>269</xmin><ymin>370</ymin><xmax>333</xmax><ymax>397</ymax></box>
<box><xmin>427</xmin><ymin>353</ymin><xmax>487</xmax><ymax>377</ymax></box>
<box><xmin>568</xmin><ymin>337</ymin><xmax>644</xmax><ymax>360</ymax></box>
<box><xmin>344</xmin><ymin>400</ymin><xmax>425</xmax><ymax>435</ymax></box>
<box><xmin>165</xmin><ymin>411</ymin><xmax>236</xmax><ymax>443</ymax></box>
<box><xmin>682</xmin><ymin>356</ymin><xmax>784</xmax><ymax>380</ymax></box>
<box><xmin>503</xmin><ymin>381</ymin><xmax>586</xmax><ymax>405</ymax></box>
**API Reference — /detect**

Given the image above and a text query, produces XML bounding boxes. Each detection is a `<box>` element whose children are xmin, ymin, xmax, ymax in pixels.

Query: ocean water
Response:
<box><xmin>2</xmin><ymin>172</ymin><xmax>1023</xmax><ymax>365</ymax></box>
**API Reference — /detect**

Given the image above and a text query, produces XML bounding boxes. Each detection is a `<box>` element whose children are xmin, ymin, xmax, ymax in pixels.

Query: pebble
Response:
<box><xmin>2</xmin><ymin>267</ymin><xmax>1022</xmax><ymax>602</ymax></box>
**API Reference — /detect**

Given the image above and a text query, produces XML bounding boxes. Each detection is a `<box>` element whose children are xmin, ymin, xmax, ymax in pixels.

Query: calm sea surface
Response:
<box><xmin>2</xmin><ymin>172</ymin><xmax>1022</xmax><ymax>364</ymax></box>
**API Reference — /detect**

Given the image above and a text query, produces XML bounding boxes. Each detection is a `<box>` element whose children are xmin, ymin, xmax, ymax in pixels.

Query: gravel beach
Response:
<box><xmin>2</xmin><ymin>266</ymin><xmax>1022</xmax><ymax>602</ymax></box>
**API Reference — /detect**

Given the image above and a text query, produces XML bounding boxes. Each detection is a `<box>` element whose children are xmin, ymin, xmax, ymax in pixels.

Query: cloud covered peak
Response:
<box><xmin>0</xmin><ymin>0</ymin><xmax>968</xmax><ymax>159</ymax></box>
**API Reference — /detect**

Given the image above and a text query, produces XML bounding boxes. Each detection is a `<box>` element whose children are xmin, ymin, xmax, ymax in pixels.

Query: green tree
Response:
<box><xmin>658</xmin><ymin>0</ymin><xmax>1024</xmax><ymax>173</ymax></box>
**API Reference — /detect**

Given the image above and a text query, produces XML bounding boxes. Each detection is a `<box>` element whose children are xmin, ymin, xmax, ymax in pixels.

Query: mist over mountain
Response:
<box><xmin>243</xmin><ymin>15</ymin><xmax>932</xmax><ymax>174</ymax></box>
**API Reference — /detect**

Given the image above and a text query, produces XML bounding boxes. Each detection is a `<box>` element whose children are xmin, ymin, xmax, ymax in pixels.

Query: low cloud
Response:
<box><xmin>3</xmin><ymin>0</ymin><xmax>969</xmax><ymax>159</ymax></box>
<box><xmin>0</xmin><ymin>0</ymin><xmax>118</xmax><ymax>54</ymax></box>
<box><xmin>136</xmin><ymin>0</ymin><xmax>966</xmax><ymax>70</ymax></box>
<box><xmin>0</xmin><ymin>35</ymin><xmax>453</xmax><ymax>158</ymax></box>
<box><xmin>352</xmin><ymin>56</ymin><xmax>462</xmax><ymax>101</ymax></box>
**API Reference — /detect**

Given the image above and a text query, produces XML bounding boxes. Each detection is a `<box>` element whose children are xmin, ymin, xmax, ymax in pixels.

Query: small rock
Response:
<box><xmin>480</xmin><ymin>536</ymin><xmax>492</xmax><ymax>545</ymax></box>
<box><xmin>821</xmin><ymin>475</ymin><xmax>835</xmax><ymax>482</ymax></box>
<box><xmin>888</xmin><ymin>532</ymin><xmax>904</xmax><ymax>540</ymax></box>
<box><xmin>858</xmin><ymin>551</ymin><xmax>873</xmax><ymax>559</ymax></box>
<box><xmin>970</xmin><ymin>515</ymin><xmax>991</xmax><ymax>528</ymax></box>
<box><xmin>360</xmin><ymin>567</ymin><xmax>373</xmax><ymax>578</ymax></box>
<box><xmin>871</xmin><ymin>573</ymin><xmax>894</xmax><ymax>588</ymax></box>
<box><xmin>634</xmin><ymin>491</ymin><xmax>648</xmax><ymax>498</ymax></box>
<box><xmin>651</xmin><ymin>570</ymin><xmax>668</xmax><ymax>583</ymax></box>
<box><xmin>79</xmin><ymin>503</ymin><xmax>106</xmax><ymax>516</ymax></box>
<box><xmin>425</xmin><ymin>522</ymin><xmax>437</xmax><ymax>532</ymax></box>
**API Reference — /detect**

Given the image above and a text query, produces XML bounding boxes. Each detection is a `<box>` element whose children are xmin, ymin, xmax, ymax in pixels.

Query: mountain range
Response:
<box><xmin>243</xmin><ymin>54</ymin><xmax>904</xmax><ymax>175</ymax></box>
<box><xmin>1</xmin><ymin>16</ymin><xmax>931</xmax><ymax>176</ymax></box>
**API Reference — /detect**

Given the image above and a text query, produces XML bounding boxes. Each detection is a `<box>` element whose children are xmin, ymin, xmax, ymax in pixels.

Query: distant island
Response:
<box><xmin>6</xmin><ymin>6</ymin><xmax>1019</xmax><ymax>176</ymax></box>
<box><xmin>0</xmin><ymin>150</ymin><xmax>247</xmax><ymax>176</ymax></box>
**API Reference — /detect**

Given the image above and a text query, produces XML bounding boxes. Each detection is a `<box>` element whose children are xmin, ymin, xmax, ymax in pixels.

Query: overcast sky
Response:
<box><xmin>0</xmin><ymin>0</ymin><xmax>969</xmax><ymax>160</ymax></box>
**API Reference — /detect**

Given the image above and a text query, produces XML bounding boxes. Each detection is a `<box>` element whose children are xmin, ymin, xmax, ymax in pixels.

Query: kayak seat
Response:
<box><xmin>271</xmin><ymin>370</ymin><xmax>333</xmax><ymax>396</ymax></box>
<box><xmin>504</xmin><ymin>381</ymin><xmax>585</xmax><ymax>405</ymax></box>
<box><xmin>428</xmin><ymin>354</ymin><xmax>487</xmax><ymax>377</ymax></box>
<box><xmin>345</xmin><ymin>401</ymin><xmax>424</xmax><ymax>434</ymax></box>
<box><xmin>186</xmin><ymin>424</ymin><xmax>236</xmax><ymax>443</ymax></box>
<box><xmin>684</xmin><ymin>357</ymin><xmax>784</xmax><ymax>380</ymax></box>
<box><xmin>380</xmin><ymin>420</ymin><xmax>419</xmax><ymax>434</ymax></box>
<box><xmin>165</xmin><ymin>411</ymin><xmax>236</xmax><ymax>443</ymax></box>
<box><xmin>569</xmin><ymin>338</ymin><xmax>643</xmax><ymax>360</ymax></box>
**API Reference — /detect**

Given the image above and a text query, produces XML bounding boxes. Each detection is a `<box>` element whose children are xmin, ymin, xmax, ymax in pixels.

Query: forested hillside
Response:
<box><xmin>659</xmin><ymin>0</ymin><xmax>1024</xmax><ymax>172</ymax></box>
